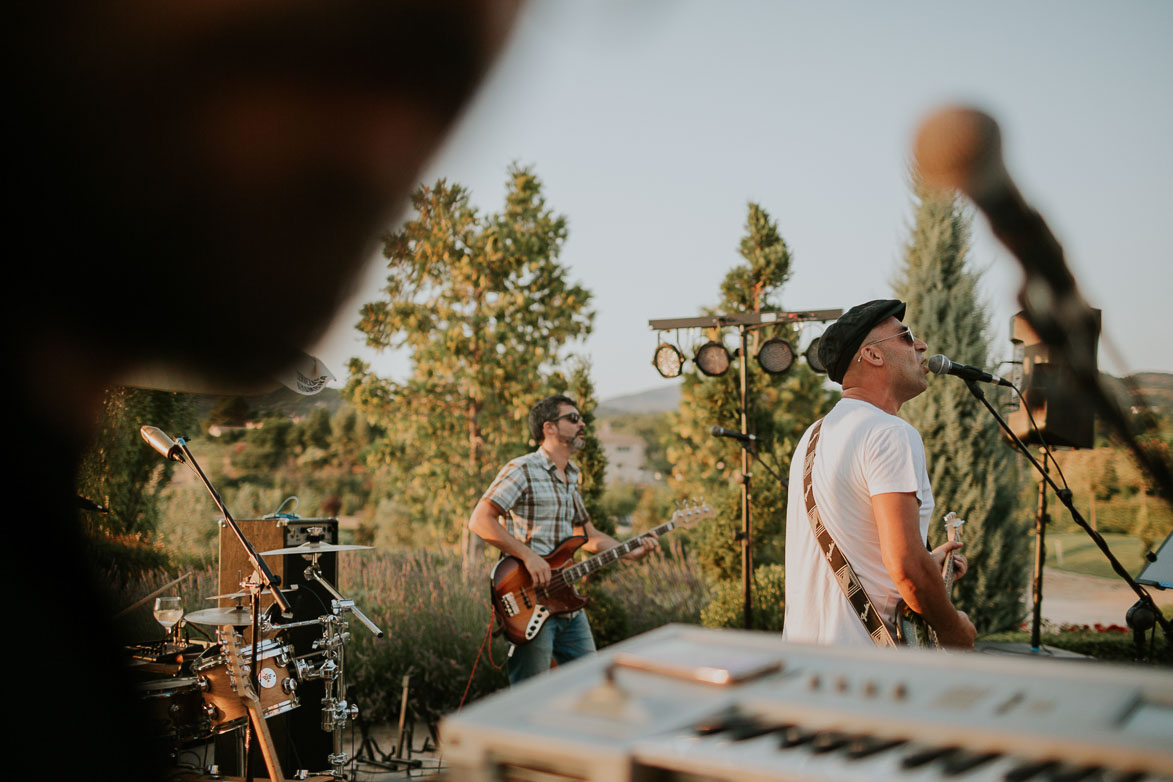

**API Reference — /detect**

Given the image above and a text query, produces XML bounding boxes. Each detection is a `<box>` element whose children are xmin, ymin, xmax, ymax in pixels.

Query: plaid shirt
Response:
<box><xmin>482</xmin><ymin>448</ymin><xmax>589</xmax><ymax>556</ymax></box>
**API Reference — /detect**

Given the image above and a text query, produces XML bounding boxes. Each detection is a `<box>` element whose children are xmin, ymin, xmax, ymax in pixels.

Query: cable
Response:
<box><xmin>457</xmin><ymin>602</ymin><xmax>504</xmax><ymax>714</ymax></box>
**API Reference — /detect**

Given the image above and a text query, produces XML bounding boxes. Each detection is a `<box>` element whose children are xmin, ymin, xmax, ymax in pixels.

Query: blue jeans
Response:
<box><xmin>507</xmin><ymin>611</ymin><xmax>596</xmax><ymax>685</ymax></box>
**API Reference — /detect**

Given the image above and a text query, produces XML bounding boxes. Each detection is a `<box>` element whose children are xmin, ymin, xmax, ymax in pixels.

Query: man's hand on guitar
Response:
<box><xmin>522</xmin><ymin>550</ymin><xmax>553</xmax><ymax>587</ymax></box>
<box><xmin>931</xmin><ymin>540</ymin><xmax>968</xmax><ymax>580</ymax></box>
<box><xmin>935</xmin><ymin>609</ymin><xmax>977</xmax><ymax>650</ymax></box>
<box><xmin>622</xmin><ymin>531</ymin><xmax>660</xmax><ymax>562</ymax></box>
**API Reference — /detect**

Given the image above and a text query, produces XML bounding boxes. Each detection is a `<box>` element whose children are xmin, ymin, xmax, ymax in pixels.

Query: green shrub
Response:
<box><xmin>700</xmin><ymin>564</ymin><xmax>785</xmax><ymax>632</ymax></box>
<box><xmin>981</xmin><ymin>628</ymin><xmax>1170</xmax><ymax>666</ymax></box>
<box><xmin>587</xmin><ymin>543</ymin><xmax>711</xmax><ymax>641</ymax></box>
<box><xmin>342</xmin><ymin>550</ymin><xmax>508</xmax><ymax>726</ymax></box>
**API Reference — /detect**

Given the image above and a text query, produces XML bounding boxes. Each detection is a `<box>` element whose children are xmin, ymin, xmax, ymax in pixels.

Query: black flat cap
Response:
<box><xmin>818</xmin><ymin>299</ymin><xmax>907</xmax><ymax>384</ymax></box>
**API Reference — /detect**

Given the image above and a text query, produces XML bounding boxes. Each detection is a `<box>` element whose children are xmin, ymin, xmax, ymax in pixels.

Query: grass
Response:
<box><xmin>1046</xmin><ymin>532</ymin><xmax>1155</xmax><ymax>580</ymax></box>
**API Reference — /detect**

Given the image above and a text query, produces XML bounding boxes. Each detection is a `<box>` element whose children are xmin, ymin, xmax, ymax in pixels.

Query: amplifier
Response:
<box><xmin>440</xmin><ymin>625</ymin><xmax>1173</xmax><ymax>782</ymax></box>
<box><xmin>217</xmin><ymin>518</ymin><xmax>338</xmax><ymax>606</ymax></box>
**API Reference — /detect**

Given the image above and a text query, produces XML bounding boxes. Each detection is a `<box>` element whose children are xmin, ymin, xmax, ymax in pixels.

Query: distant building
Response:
<box><xmin>597</xmin><ymin>422</ymin><xmax>658</xmax><ymax>484</ymax></box>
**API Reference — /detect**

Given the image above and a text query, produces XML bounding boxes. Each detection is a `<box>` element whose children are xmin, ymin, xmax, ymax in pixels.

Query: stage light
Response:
<box><xmin>755</xmin><ymin>338</ymin><xmax>795</xmax><ymax>375</ymax></box>
<box><xmin>652</xmin><ymin>343</ymin><xmax>684</xmax><ymax>378</ymax></box>
<box><xmin>805</xmin><ymin>337</ymin><xmax>826</xmax><ymax>374</ymax></box>
<box><xmin>695</xmin><ymin>340</ymin><xmax>731</xmax><ymax>376</ymax></box>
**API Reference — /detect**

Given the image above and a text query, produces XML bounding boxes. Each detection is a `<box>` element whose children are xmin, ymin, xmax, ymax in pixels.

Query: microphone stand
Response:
<box><xmin>173</xmin><ymin>437</ymin><xmax>291</xmax><ymax>616</ymax></box>
<box><xmin>720</xmin><ymin>433</ymin><xmax>788</xmax><ymax>631</ymax></box>
<box><xmin>172</xmin><ymin>437</ymin><xmax>291</xmax><ymax>780</ymax></box>
<box><xmin>960</xmin><ymin>380</ymin><xmax>1172</xmax><ymax>658</ymax></box>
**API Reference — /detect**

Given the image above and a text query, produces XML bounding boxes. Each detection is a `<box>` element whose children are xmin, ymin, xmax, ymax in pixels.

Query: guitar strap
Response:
<box><xmin>802</xmin><ymin>418</ymin><xmax>897</xmax><ymax>648</ymax></box>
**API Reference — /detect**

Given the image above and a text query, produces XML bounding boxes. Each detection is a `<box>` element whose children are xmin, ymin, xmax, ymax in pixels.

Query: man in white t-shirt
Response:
<box><xmin>782</xmin><ymin>299</ymin><xmax>975</xmax><ymax>649</ymax></box>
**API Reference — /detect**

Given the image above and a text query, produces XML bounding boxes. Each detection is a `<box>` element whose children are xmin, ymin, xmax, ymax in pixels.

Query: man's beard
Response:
<box><xmin>559</xmin><ymin>432</ymin><xmax>585</xmax><ymax>451</ymax></box>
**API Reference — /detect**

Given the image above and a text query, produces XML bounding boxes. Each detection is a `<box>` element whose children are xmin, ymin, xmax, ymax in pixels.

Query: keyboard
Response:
<box><xmin>439</xmin><ymin>625</ymin><xmax>1173</xmax><ymax>782</ymax></box>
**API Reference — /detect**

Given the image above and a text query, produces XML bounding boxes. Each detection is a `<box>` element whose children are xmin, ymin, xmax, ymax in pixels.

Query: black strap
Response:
<box><xmin>803</xmin><ymin>419</ymin><xmax>897</xmax><ymax>648</ymax></box>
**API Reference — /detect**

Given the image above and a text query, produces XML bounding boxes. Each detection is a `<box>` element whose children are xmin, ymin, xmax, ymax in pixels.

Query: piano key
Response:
<box><xmin>941</xmin><ymin>751</ymin><xmax>1002</xmax><ymax>776</ymax></box>
<box><xmin>1005</xmin><ymin>759</ymin><xmax>1061</xmax><ymax>782</ymax></box>
<box><xmin>844</xmin><ymin>735</ymin><xmax>907</xmax><ymax>760</ymax></box>
<box><xmin>778</xmin><ymin>725</ymin><xmax>817</xmax><ymax>749</ymax></box>
<box><xmin>903</xmin><ymin>745</ymin><xmax>961</xmax><ymax>769</ymax></box>
<box><xmin>1049</xmin><ymin>766</ymin><xmax>1104</xmax><ymax>782</ymax></box>
<box><xmin>727</xmin><ymin>720</ymin><xmax>788</xmax><ymax>741</ymax></box>
<box><xmin>809</xmin><ymin>731</ymin><xmax>853</xmax><ymax>755</ymax></box>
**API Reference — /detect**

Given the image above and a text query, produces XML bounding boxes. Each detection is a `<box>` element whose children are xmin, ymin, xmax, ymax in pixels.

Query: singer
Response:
<box><xmin>782</xmin><ymin>299</ymin><xmax>974</xmax><ymax>648</ymax></box>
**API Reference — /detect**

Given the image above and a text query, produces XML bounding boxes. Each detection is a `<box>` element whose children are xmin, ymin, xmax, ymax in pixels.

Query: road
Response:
<box><xmin>1030</xmin><ymin>566</ymin><xmax>1173</xmax><ymax>627</ymax></box>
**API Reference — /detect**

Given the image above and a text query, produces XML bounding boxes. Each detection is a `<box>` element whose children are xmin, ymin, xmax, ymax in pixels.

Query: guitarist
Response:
<box><xmin>782</xmin><ymin>300</ymin><xmax>975</xmax><ymax>649</ymax></box>
<box><xmin>469</xmin><ymin>394</ymin><xmax>659</xmax><ymax>684</ymax></box>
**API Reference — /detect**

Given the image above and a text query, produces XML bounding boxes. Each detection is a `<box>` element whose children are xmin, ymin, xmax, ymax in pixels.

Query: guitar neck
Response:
<box><xmin>563</xmin><ymin>519</ymin><xmax>677</xmax><ymax>582</ymax></box>
<box><xmin>942</xmin><ymin>519</ymin><xmax>962</xmax><ymax>595</ymax></box>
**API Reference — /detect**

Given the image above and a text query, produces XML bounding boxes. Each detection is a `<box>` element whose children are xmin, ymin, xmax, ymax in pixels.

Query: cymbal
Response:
<box><xmin>186</xmin><ymin>606</ymin><xmax>255</xmax><ymax>626</ymax></box>
<box><xmin>259</xmin><ymin>542</ymin><xmax>374</xmax><ymax>557</ymax></box>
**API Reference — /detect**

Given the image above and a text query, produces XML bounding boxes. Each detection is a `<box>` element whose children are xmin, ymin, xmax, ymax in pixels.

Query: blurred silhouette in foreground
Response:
<box><xmin>11</xmin><ymin>2</ymin><xmax>519</xmax><ymax>776</ymax></box>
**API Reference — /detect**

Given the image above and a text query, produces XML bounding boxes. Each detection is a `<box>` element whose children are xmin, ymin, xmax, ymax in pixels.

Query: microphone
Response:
<box><xmin>140</xmin><ymin>425</ymin><xmax>186</xmax><ymax>462</ymax></box>
<box><xmin>710</xmin><ymin>426</ymin><xmax>763</xmax><ymax>444</ymax></box>
<box><xmin>927</xmin><ymin>354</ymin><xmax>1013</xmax><ymax>388</ymax></box>
<box><xmin>913</xmin><ymin>106</ymin><xmax>1077</xmax><ymax>301</ymax></box>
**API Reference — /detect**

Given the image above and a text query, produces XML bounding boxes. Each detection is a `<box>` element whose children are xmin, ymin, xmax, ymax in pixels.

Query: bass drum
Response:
<box><xmin>134</xmin><ymin>676</ymin><xmax>212</xmax><ymax>748</ymax></box>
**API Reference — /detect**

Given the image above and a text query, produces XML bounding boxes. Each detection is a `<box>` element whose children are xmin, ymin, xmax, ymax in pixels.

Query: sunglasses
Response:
<box><xmin>553</xmin><ymin>412</ymin><xmax>583</xmax><ymax>424</ymax></box>
<box><xmin>857</xmin><ymin>328</ymin><xmax>916</xmax><ymax>363</ymax></box>
<box><xmin>862</xmin><ymin>327</ymin><xmax>915</xmax><ymax>349</ymax></box>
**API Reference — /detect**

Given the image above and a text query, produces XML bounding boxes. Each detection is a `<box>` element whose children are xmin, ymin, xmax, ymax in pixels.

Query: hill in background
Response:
<box><xmin>597</xmin><ymin>383</ymin><xmax>681</xmax><ymax>417</ymax></box>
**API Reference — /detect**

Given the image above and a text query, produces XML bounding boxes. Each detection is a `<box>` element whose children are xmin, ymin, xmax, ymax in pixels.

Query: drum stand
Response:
<box><xmin>286</xmin><ymin>554</ymin><xmax>383</xmax><ymax>780</ymax></box>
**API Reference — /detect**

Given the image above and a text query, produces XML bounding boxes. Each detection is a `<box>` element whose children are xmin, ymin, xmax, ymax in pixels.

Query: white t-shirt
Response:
<box><xmin>782</xmin><ymin>398</ymin><xmax>934</xmax><ymax>646</ymax></box>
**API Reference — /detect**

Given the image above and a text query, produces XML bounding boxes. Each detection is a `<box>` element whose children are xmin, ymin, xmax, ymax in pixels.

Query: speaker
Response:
<box><xmin>1005</xmin><ymin>311</ymin><xmax>1100</xmax><ymax>449</ymax></box>
<box><xmin>216</xmin><ymin>518</ymin><xmax>339</xmax><ymax>775</ymax></box>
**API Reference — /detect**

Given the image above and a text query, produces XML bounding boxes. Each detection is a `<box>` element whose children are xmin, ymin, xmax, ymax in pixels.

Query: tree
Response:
<box><xmin>76</xmin><ymin>386</ymin><xmax>196</xmax><ymax>579</ymax></box>
<box><xmin>345</xmin><ymin>165</ymin><xmax>593</xmax><ymax>567</ymax></box>
<box><xmin>555</xmin><ymin>356</ymin><xmax>612</xmax><ymax>535</ymax></box>
<box><xmin>893</xmin><ymin>175</ymin><xmax>1028</xmax><ymax>634</ymax></box>
<box><xmin>668</xmin><ymin>203</ymin><xmax>837</xmax><ymax>583</ymax></box>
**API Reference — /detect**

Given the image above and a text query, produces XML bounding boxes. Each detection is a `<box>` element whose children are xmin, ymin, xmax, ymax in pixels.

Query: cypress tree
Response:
<box><xmin>669</xmin><ymin>203</ymin><xmax>836</xmax><ymax>584</ymax></box>
<box><xmin>893</xmin><ymin>175</ymin><xmax>1029</xmax><ymax>634</ymax></box>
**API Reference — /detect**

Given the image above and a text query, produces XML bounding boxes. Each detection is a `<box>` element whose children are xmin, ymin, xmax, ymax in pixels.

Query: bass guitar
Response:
<box><xmin>490</xmin><ymin>499</ymin><xmax>713</xmax><ymax>646</ymax></box>
<box><xmin>895</xmin><ymin>511</ymin><xmax>965</xmax><ymax>648</ymax></box>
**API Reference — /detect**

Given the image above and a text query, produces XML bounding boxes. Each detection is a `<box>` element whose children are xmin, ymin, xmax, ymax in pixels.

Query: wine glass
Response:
<box><xmin>153</xmin><ymin>596</ymin><xmax>184</xmax><ymax>646</ymax></box>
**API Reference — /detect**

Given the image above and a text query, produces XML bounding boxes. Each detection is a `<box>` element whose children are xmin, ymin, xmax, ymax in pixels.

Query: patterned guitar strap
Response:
<box><xmin>803</xmin><ymin>418</ymin><xmax>897</xmax><ymax>648</ymax></box>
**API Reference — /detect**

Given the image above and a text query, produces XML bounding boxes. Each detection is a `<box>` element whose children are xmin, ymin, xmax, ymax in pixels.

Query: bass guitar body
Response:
<box><xmin>488</xmin><ymin>500</ymin><xmax>715</xmax><ymax>647</ymax></box>
<box><xmin>490</xmin><ymin>535</ymin><xmax>589</xmax><ymax>646</ymax></box>
<box><xmin>895</xmin><ymin>603</ymin><xmax>938</xmax><ymax>648</ymax></box>
<box><xmin>895</xmin><ymin>511</ymin><xmax>965</xmax><ymax>649</ymax></box>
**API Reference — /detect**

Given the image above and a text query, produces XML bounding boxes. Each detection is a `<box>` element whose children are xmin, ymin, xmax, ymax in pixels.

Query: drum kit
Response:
<box><xmin>127</xmin><ymin>536</ymin><xmax>381</xmax><ymax>781</ymax></box>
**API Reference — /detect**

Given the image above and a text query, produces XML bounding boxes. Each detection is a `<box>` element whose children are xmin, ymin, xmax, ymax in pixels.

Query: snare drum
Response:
<box><xmin>134</xmin><ymin>676</ymin><xmax>212</xmax><ymax>746</ymax></box>
<box><xmin>193</xmin><ymin>638</ymin><xmax>299</xmax><ymax>731</ymax></box>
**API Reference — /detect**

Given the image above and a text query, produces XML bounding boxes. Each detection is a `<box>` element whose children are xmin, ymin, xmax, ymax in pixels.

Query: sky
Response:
<box><xmin>309</xmin><ymin>1</ymin><xmax>1173</xmax><ymax>402</ymax></box>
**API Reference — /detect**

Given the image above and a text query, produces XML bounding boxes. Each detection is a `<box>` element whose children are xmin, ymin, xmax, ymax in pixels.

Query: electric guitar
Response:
<box><xmin>895</xmin><ymin>511</ymin><xmax>965</xmax><ymax>649</ymax></box>
<box><xmin>490</xmin><ymin>499</ymin><xmax>714</xmax><ymax>646</ymax></box>
<box><xmin>221</xmin><ymin>629</ymin><xmax>287</xmax><ymax>782</ymax></box>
